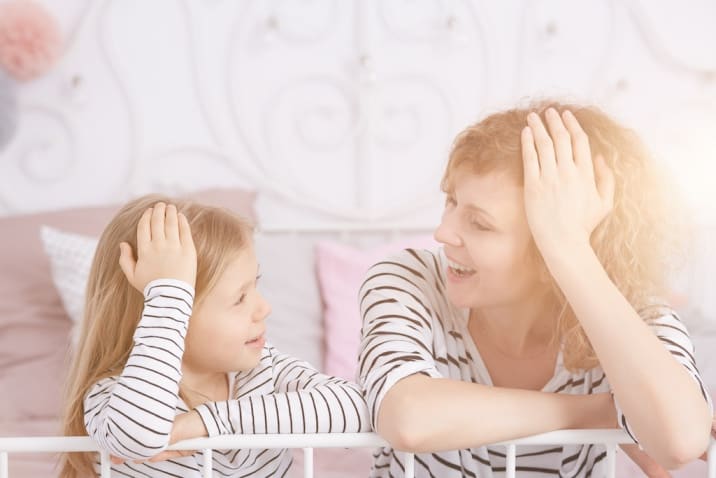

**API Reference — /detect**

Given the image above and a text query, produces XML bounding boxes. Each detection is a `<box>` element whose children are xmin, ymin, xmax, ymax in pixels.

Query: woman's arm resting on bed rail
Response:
<box><xmin>545</xmin><ymin>244</ymin><xmax>712</xmax><ymax>469</ymax></box>
<box><xmin>377</xmin><ymin>373</ymin><xmax>616</xmax><ymax>453</ymax></box>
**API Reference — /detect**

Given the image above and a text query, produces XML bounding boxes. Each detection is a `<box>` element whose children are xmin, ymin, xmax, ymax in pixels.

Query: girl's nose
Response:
<box><xmin>255</xmin><ymin>292</ymin><xmax>272</xmax><ymax>321</ymax></box>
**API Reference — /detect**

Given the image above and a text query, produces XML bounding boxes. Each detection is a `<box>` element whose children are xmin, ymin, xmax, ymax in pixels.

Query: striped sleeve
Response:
<box><xmin>357</xmin><ymin>249</ymin><xmax>443</xmax><ymax>430</ymax></box>
<box><xmin>615</xmin><ymin>308</ymin><xmax>714</xmax><ymax>443</ymax></box>
<box><xmin>194</xmin><ymin>347</ymin><xmax>371</xmax><ymax>435</ymax></box>
<box><xmin>83</xmin><ymin>278</ymin><xmax>194</xmax><ymax>460</ymax></box>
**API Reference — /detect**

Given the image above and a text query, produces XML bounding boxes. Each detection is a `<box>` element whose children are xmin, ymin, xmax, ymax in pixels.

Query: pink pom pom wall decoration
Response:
<box><xmin>0</xmin><ymin>0</ymin><xmax>62</xmax><ymax>82</ymax></box>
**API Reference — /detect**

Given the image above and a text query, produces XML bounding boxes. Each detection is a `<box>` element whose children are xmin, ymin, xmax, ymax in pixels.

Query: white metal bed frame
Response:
<box><xmin>1</xmin><ymin>431</ymin><xmax>714</xmax><ymax>478</ymax></box>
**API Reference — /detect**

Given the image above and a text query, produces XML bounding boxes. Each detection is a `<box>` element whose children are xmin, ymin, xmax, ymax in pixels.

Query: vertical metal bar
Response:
<box><xmin>505</xmin><ymin>444</ymin><xmax>516</xmax><ymax>478</ymax></box>
<box><xmin>303</xmin><ymin>448</ymin><xmax>314</xmax><ymax>477</ymax></box>
<box><xmin>203</xmin><ymin>448</ymin><xmax>213</xmax><ymax>477</ymax></box>
<box><xmin>1</xmin><ymin>452</ymin><xmax>8</xmax><ymax>478</ymax></box>
<box><xmin>605</xmin><ymin>444</ymin><xmax>616</xmax><ymax>478</ymax></box>
<box><xmin>404</xmin><ymin>452</ymin><xmax>415</xmax><ymax>478</ymax></box>
<box><xmin>99</xmin><ymin>450</ymin><xmax>111</xmax><ymax>478</ymax></box>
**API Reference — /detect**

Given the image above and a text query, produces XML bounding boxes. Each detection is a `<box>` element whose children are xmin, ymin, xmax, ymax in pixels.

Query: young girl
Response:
<box><xmin>358</xmin><ymin>101</ymin><xmax>713</xmax><ymax>477</ymax></box>
<box><xmin>60</xmin><ymin>196</ymin><xmax>370</xmax><ymax>478</ymax></box>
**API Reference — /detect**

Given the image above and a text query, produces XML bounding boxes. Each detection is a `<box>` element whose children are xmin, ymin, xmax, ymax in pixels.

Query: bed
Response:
<box><xmin>1</xmin><ymin>186</ymin><xmax>714</xmax><ymax>477</ymax></box>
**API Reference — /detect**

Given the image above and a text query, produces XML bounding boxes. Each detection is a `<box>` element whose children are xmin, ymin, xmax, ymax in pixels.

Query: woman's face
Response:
<box><xmin>434</xmin><ymin>168</ymin><xmax>546</xmax><ymax>310</ymax></box>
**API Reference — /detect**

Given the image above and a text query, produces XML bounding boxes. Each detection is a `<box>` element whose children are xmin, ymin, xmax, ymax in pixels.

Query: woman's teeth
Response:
<box><xmin>448</xmin><ymin>259</ymin><xmax>476</xmax><ymax>277</ymax></box>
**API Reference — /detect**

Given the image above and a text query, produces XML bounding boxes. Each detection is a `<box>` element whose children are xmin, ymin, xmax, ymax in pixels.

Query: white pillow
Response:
<box><xmin>40</xmin><ymin>226</ymin><xmax>98</xmax><ymax>344</ymax></box>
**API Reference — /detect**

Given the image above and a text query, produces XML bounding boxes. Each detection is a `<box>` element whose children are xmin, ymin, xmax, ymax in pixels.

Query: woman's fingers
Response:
<box><xmin>164</xmin><ymin>204</ymin><xmax>179</xmax><ymax>243</ymax></box>
<box><xmin>521</xmin><ymin>126</ymin><xmax>540</xmax><ymax>184</ymax></box>
<box><xmin>561</xmin><ymin>109</ymin><xmax>594</xmax><ymax>181</ymax></box>
<box><xmin>150</xmin><ymin>202</ymin><xmax>167</xmax><ymax>242</ymax></box>
<box><xmin>544</xmin><ymin>107</ymin><xmax>574</xmax><ymax>172</ymax></box>
<box><xmin>594</xmin><ymin>154</ymin><xmax>615</xmax><ymax>210</ymax></box>
<box><xmin>526</xmin><ymin>112</ymin><xmax>557</xmax><ymax>180</ymax></box>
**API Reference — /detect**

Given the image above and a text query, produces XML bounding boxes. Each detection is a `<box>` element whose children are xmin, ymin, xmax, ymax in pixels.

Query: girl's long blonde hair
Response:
<box><xmin>442</xmin><ymin>100</ymin><xmax>685</xmax><ymax>371</ymax></box>
<box><xmin>59</xmin><ymin>194</ymin><xmax>253</xmax><ymax>478</ymax></box>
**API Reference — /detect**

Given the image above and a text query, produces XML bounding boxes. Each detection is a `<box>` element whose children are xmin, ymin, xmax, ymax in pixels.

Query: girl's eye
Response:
<box><xmin>235</xmin><ymin>294</ymin><xmax>246</xmax><ymax>306</ymax></box>
<box><xmin>445</xmin><ymin>196</ymin><xmax>456</xmax><ymax>207</ymax></box>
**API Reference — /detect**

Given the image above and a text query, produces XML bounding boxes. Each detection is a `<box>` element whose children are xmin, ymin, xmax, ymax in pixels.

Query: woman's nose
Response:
<box><xmin>434</xmin><ymin>213</ymin><xmax>463</xmax><ymax>247</ymax></box>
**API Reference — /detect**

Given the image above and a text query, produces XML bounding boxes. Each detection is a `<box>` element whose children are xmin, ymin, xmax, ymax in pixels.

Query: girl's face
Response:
<box><xmin>434</xmin><ymin>169</ymin><xmax>546</xmax><ymax>310</ymax></box>
<box><xmin>183</xmin><ymin>244</ymin><xmax>271</xmax><ymax>374</ymax></box>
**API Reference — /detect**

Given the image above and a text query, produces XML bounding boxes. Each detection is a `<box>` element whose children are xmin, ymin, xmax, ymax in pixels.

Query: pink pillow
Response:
<box><xmin>315</xmin><ymin>236</ymin><xmax>438</xmax><ymax>380</ymax></box>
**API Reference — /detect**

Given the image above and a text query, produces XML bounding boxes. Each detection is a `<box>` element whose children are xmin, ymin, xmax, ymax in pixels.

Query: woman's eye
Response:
<box><xmin>471</xmin><ymin>219</ymin><xmax>490</xmax><ymax>231</ymax></box>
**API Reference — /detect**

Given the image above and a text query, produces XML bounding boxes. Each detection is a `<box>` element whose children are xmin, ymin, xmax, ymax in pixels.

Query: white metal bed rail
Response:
<box><xmin>1</xmin><ymin>430</ymin><xmax>714</xmax><ymax>478</ymax></box>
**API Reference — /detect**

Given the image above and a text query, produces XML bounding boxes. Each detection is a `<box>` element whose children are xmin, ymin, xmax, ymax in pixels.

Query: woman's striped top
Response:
<box><xmin>358</xmin><ymin>248</ymin><xmax>712</xmax><ymax>478</ymax></box>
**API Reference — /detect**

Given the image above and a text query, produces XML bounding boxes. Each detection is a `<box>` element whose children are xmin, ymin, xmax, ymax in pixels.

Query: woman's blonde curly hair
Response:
<box><xmin>441</xmin><ymin>100</ymin><xmax>686</xmax><ymax>371</ymax></box>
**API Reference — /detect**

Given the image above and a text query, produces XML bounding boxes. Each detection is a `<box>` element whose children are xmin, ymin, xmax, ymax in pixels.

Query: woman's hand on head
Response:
<box><xmin>118</xmin><ymin>202</ymin><xmax>197</xmax><ymax>292</ymax></box>
<box><xmin>521</xmin><ymin>108</ymin><xmax>615</xmax><ymax>259</ymax></box>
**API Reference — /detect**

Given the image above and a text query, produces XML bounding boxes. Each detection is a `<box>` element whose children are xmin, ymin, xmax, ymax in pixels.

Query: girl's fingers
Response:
<box><xmin>118</xmin><ymin>242</ymin><xmax>135</xmax><ymax>282</ymax></box>
<box><xmin>561</xmin><ymin>109</ymin><xmax>594</xmax><ymax>180</ymax></box>
<box><xmin>521</xmin><ymin>126</ymin><xmax>540</xmax><ymax>184</ymax></box>
<box><xmin>150</xmin><ymin>202</ymin><xmax>167</xmax><ymax>242</ymax></box>
<box><xmin>146</xmin><ymin>450</ymin><xmax>194</xmax><ymax>463</ymax></box>
<box><xmin>164</xmin><ymin>204</ymin><xmax>179</xmax><ymax>243</ymax></box>
<box><xmin>178</xmin><ymin>213</ymin><xmax>195</xmax><ymax>251</ymax></box>
<box><xmin>137</xmin><ymin>207</ymin><xmax>153</xmax><ymax>253</ymax></box>
<box><xmin>544</xmin><ymin>108</ymin><xmax>574</xmax><ymax>172</ymax></box>
<box><xmin>526</xmin><ymin>112</ymin><xmax>557</xmax><ymax>180</ymax></box>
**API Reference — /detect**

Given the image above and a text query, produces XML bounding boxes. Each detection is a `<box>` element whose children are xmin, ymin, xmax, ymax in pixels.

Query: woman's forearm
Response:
<box><xmin>544</xmin><ymin>243</ymin><xmax>711</xmax><ymax>468</ymax></box>
<box><xmin>377</xmin><ymin>374</ymin><xmax>615</xmax><ymax>453</ymax></box>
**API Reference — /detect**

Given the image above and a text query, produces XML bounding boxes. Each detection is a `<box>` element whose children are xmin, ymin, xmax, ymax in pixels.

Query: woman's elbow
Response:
<box><xmin>376</xmin><ymin>391</ymin><xmax>430</xmax><ymax>452</ymax></box>
<box><xmin>658</xmin><ymin>426</ymin><xmax>711</xmax><ymax>470</ymax></box>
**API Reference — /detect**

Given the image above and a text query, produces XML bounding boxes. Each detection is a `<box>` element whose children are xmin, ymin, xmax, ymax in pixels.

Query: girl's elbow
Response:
<box><xmin>93</xmin><ymin>423</ymin><xmax>172</xmax><ymax>460</ymax></box>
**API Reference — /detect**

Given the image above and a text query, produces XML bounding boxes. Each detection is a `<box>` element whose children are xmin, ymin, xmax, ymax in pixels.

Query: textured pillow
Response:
<box><xmin>315</xmin><ymin>236</ymin><xmax>438</xmax><ymax>380</ymax></box>
<box><xmin>40</xmin><ymin>227</ymin><xmax>98</xmax><ymax>332</ymax></box>
<box><xmin>0</xmin><ymin>188</ymin><xmax>255</xmax><ymax>425</ymax></box>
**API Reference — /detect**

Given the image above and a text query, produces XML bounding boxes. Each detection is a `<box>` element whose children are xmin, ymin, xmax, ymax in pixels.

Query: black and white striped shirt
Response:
<box><xmin>358</xmin><ymin>248</ymin><xmax>712</xmax><ymax>478</ymax></box>
<box><xmin>84</xmin><ymin>278</ymin><xmax>371</xmax><ymax>477</ymax></box>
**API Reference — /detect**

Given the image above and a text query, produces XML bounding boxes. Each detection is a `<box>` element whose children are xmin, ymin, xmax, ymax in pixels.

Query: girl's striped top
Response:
<box><xmin>84</xmin><ymin>278</ymin><xmax>371</xmax><ymax>478</ymax></box>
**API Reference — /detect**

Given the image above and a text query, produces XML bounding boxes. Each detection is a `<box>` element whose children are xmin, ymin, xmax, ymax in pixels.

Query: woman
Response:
<box><xmin>358</xmin><ymin>101</ymin><xmax>712</xmax><ymax>477</ymax></box>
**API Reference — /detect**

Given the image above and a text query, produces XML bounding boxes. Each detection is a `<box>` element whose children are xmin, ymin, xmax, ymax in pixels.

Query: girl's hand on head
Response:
<box><xmin>521</xmin><ymin>108</ymin><xmax>615</xmax><ymax>258</ymax></box>
<box><xmin>118</xmin><ymin>202</ymin><xmax>197</xmax><ymax>292</ymax></box>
